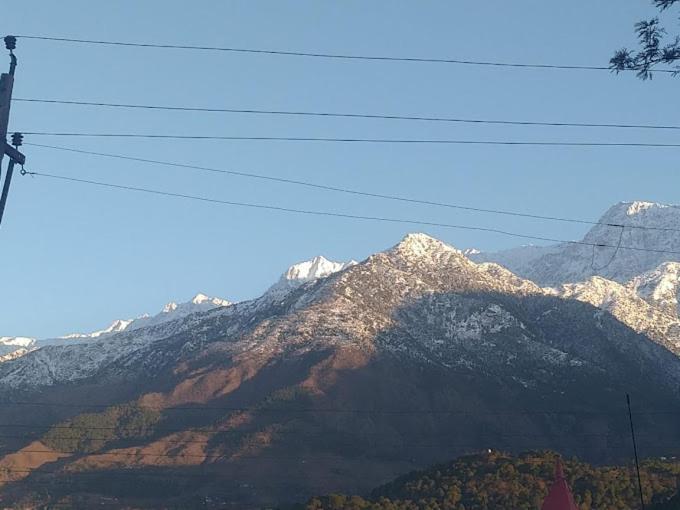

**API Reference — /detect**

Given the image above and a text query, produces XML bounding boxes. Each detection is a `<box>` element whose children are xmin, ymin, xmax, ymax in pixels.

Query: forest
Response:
<box><xmin>298</xmin><ymin>450</ymin><xmax>680</xmax><ymax>510</ymax></box>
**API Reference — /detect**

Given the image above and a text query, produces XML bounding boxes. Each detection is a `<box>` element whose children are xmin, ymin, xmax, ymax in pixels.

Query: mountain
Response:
<box><xmin>265</xmin><ymin>255</ymin><xmax>357</xmax><ymax>300</ymax></box>
<box><xmin>0</xmin><ymin>337</ymin><xmax>34</xmax><ymax>357</ymax></box>
<box><xmin>0</xmin><ymin>255</ymin><xmax>352</xmax><ymax>385</ymax></box>
<box><xmin>0</xmin><ymin>293</ymin><xmax>232</xmax><ymax>366</ymax></box>
<box><xmin>0</xmin><ymin>255</ymin><xmax>354</xmax><ymax>366</ymax></box>
<box><xmin>1</xmin><ymin>233</ymin><xmax>680</xmax><ymax>508</ymax></box>
<box><xmin>473</xmin><ymin>201</ymin><xmax>680</xmax><ymax>287</ymax></box>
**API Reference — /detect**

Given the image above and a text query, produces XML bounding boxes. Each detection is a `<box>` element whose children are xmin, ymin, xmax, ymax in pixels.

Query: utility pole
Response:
<box><xmin>0</xmin><ymin>35</ymin><xmax>25</xmax><ymax>227</ymax></box>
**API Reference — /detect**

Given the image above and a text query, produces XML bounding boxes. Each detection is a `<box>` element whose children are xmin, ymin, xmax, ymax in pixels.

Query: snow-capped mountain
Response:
<box><xmin>3</xmin><ymin>200</ymin><xmax>680</xmax><ymax>508</ymax></box>
<box><xmin>0</xmin><ymin>337</ymin><xmax>35</xmax><ymax>357</ymax></box>
<box><xmin>2</xmin><ymin>231</ymin><xmax>678</xmax><ymax>390</ymax></box>
<box><xmin>2</xmin><ymin>231</ymin><xmax>680</xmax><ymax>509</ymax></box>
<box><xmin>472</xmin><ymin>201</ymin><xmax>680</xmax><ymax>287</ymax></box>
<box><xmin>123</xmin><ymin>293</ymin><xmax>232</xmax><ymax>331</ymax></box>
<box><xmin>0</xmin><ymin>255</ymin><xmax>356</xmax><ymax>379</ymax></box>
<box><xmin>265</xmin><ymin>255</ymin><xmax>357</xmax><ymax>299</ymax></box>
<box><xmin>0</xmin><ymin>293</ymin><xmax>232</xmax><ymax>364</ymax></box>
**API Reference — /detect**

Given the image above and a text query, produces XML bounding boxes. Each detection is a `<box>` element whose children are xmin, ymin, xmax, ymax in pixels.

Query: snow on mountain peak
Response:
<box><xmin>0</xmin><ymin>293</ymin><xmax>233</xmax><ymax>364</ymax></box>
<box><xmin>625</xmin><ymin>201</ymin><xmax>665</xmax><ymax>216</ymax></box>
<box><xmin>155</xmin><ymin>294</ymin><xmax>231</xmax><ymax>320</ymax></box>
<box><xmin>162</xmin><ymin>302</ymin><xmax>178</xmax><ymax>313</ymax></box>
<box><xmin>191</xmin><ymin>293</ymin><xmax>210</xmax><ymax>304</ymax></box>
<box><xmin>282</xmin><ymin>255</ymin><xmax>354</xmax><ymax>282</ymax></box>
<box><xmin>392</xmin><ymin>233</ymin><xmax>462</xmax><ymax>261</ymax></box>
<box><xmin>189</xmin><ymin>293</ymin><xmax>231</xmax><ymax>307</ymax></box>
<box><xmin>597</xmin><ymin>201</ymin><xmax>673</xmax><ymax>226</ymax></box>
<box><xmin>62</xmin><ymin>318</ymin><xmax>134</xmax><ymax>340</ymax></box>
<box><xmin>474</xmin><ymin>201</ymin><xmax>680</xmax><ymax>286</ymax></box>
<box><xmin>0</xmin><ymin>337</ymin><xmax>35</xmax><ymax>348</ymax></box>
<box><xmin>266</xmin><ymin>255</ymin><xmax>357</xmax><ymax>299</ymax></box>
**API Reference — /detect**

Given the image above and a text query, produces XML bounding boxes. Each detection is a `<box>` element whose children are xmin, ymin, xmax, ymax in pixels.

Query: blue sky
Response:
<box><xmin>3</xmin><ymin>1</ymin><xmax>680</xmax><ymax>338</ymax></box>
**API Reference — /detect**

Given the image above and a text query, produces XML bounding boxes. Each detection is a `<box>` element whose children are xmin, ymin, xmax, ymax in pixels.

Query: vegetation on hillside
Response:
<box><xmin>42</xmin><ymin>403</ymin><xmax>161</xmax><ymax>453</ymax></box>
<box><xmin>299</xmin><ymin>450</ymin><xmax>680</xmax><ymax>510</ymax></box>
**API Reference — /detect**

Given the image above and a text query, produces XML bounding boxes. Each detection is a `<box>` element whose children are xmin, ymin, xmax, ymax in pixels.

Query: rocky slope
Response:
<box><xmin>1</xmin><ymin>233</ymin><xmax>680</xmax><ymax>508</ymax></box>
<box><xmin>550</xmin><ymin>276</ymin><xmax>680</xmax><ymax>356</ymax></box>
<box><xmin>627</xmin><ymin>261</ymin><xmax>680</xmax><ymax>316</ymax></box>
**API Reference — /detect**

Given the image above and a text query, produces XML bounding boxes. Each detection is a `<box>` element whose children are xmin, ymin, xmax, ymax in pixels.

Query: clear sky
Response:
<box><xmin>3</xmin><ymin>1</ymin><xmax>680</xmax><ymax>338</ymax></box>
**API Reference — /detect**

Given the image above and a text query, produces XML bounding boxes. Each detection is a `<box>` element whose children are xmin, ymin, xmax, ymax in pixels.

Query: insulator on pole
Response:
<box><xmin>3</xmin><ymin>36</ymin><xmax>16</xmax><ymax>51</ymax></box>
<box><xmin>11</xmin><ymin>132</ymin><xmax>22</xmax><ymax>147</ymax></box>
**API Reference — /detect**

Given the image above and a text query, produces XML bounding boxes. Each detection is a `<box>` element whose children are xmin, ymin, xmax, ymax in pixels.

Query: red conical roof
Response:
<box><xmin>541</xmin><ymin>459</ymin><xmax>578</xmax><ymax>510</ymax></box>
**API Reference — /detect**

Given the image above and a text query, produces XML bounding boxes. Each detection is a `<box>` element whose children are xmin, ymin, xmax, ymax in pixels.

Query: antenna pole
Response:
<box><xmin>627</xmin><ymin>393</ymin><xmax>646</xmax><ymax>510</ymax></box>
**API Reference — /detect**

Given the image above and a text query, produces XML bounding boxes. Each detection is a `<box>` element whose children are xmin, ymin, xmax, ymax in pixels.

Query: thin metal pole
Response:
<box><xmin>627</xmin><ymin>393</ymin><xmax>646</xmax><ymax>510</ymax></box>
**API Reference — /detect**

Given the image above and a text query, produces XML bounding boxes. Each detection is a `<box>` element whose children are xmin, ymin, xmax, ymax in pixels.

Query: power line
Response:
<box><xmin>0</xmin><ymin>430</ymin><xmax>671</xmax><ymax>450</ymax></box>
<box><xmin>0</xmin><ymin>425</ymin><xmax>637</xmax><ymax>436</ymax></box>
<box><xmin>0</xmin><ymin>442</ymin><xmax>664</xmax><ymax>462</ymax></box>
<box><xmin>0</xmin><ymin>450</ymin><xmax>424</xmax><ymax>461</ymax></box>
<box><xmin>14</xmin><ymin>98</ymin><xmax>680</xmax><ymax>131</ymax></box>
<box><xmin>0</xmin><ymin>421</ymin><xmax>664</xmax><ymax>437</ymax></box>
<box><xmin>0</xmin><ymin>467</ymin><xmax>332</xmax><ymax>480</ymax></box>
<box><xmin>14</xmin><ymin>34</ymin><xmax>672</xmax><ymax>73</ymax></box>
<box><xmin>2</xmin><ymin>399</ymin><xmax>680</xmax><ymax>416</ymax></box>
<box><xmin>0</xmin><ymin>432</ymin><xmax>655</xmax><ymax>445</ymax></box>
<box><xmin>20</xmin><ymin>168</ymin><xmax>680</xmax><ymax>257</ymax></box>
<box><xmin>18</xmin><ymin>132</ymin><xmax>680</xmax><ymax>147</ymax></box>
<box><xmin>0</xmin><ymin>423</ymin><xmax>653</xmax><ymax>434</ymax></box>
<box><xmin>25</xmin><ymin>142</ymin><xmax>680</xmax><ymax>234</ymax></box>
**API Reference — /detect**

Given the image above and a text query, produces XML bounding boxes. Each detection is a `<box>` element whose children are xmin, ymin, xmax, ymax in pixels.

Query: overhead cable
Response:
<box><xmin>26</xmin><ymin>142</ymin><xmax>680</xmax><ymax>234</ymax></box>
<box><xmin>18</xmin><ymin>132</ymin><xmax>680</xmax><ymax>147</ymax></box>
<box><xmin>20</xmin><ymin>169</ymin><xmax>680</xmax><ymax>256</ymax></box>
<box><xmin>14</xmin><ymin>98</ymin><xmax>680</xmax><ymax>131</ymax></box>
<box><xmin>14</xmin><ymin>34</ymin><xmax>672</xmax><ymax>73</ymax></box>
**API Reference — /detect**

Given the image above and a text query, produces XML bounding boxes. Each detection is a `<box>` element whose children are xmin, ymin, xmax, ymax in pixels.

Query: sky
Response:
<box><xmin>3</xmin><ymin>1</ymin><xmax>680</xmax><ymax>338</ymax></box>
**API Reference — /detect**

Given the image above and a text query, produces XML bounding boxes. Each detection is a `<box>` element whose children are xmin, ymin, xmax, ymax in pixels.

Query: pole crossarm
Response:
<box><xmin>4</xmin><ymin>142</ymin><xmax>24</xmax><ymax>165</ymax></box>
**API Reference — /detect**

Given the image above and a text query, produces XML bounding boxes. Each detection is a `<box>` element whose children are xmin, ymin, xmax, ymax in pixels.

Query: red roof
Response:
<box><xmin>541</xmin><ymin>459</ymin><xmax>578</xmax><ymax>510</ymax></box>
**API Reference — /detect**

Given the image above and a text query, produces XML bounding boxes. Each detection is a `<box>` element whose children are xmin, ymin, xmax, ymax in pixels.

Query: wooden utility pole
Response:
<box><xmin>0</xmin><ymin>35</ymin><xmax>25</xmax><ymax>227</ymax></box>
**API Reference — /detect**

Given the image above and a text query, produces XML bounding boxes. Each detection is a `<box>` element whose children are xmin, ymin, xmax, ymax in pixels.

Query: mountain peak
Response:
<box><xmin>163</xmin><ymin>293</ymin><xmax>231</xmax><ymax>313</ymax></box>
<box><xmin>266</xmin><ymin>255</ymin><xmax>357</xmax><ymax>300</ymax></box>
<box><xmin>625</xmin><ymin>201</ymin><xmax>666</xmax><ymax>216</ymax></box>
<box><xmin>597</xmin><ymin>201</ymin><xmax>674</xmax><ymax>225</ymax></box>
<box><xmin>191</xmin><ymin>293</ymin><xmax>210</xmax><ymax>304</ymax></box>
<box><xmin>162</xmin><ymin>302</ymin><xmax>178</xmax><ymax>314</ymax></box>
<box><xmin>190</xmin><ymin>293</ymin><xmax>231</xmax><ymax>306</ymax></box>
<box><xmin>393</xmin><ymin>233</ymin><xmax>461</xmax><ymax>260</ymax></box>
<box><xmin>282</xmin><ymin>255</ymin><xmax>355</xmax><ymax>282</ymax></box>
<box><xmin>475</xmin><ymin>200</ymin><xmax>680</xmax><ymax>286</ymax></box>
